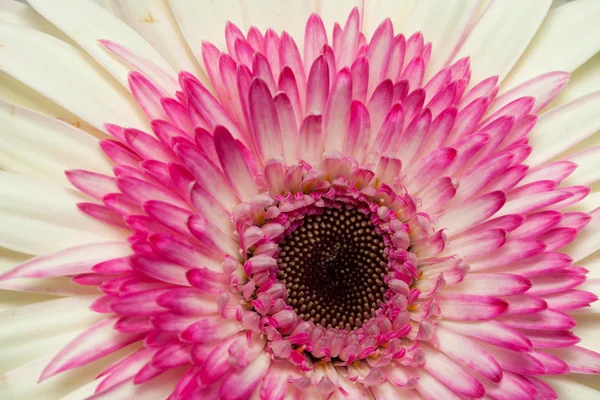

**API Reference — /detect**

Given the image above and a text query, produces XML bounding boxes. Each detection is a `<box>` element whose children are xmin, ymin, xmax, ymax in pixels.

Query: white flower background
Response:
<box><xmin>0</xmin><ymin>0</ymin><xmax>599</xmax><ymax>399</ymax></box>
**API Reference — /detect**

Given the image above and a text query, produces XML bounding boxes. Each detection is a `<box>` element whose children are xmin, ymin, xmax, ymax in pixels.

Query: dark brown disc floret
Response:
<box><xmin>277</xmin><ymin>207</ymin><xmax>389</xmax><ymax>331</ymax></box>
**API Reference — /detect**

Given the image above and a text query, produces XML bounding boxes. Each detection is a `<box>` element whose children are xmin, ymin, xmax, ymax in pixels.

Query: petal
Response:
<box><xmin>28</xmin><ymin>0</ymin><xmax>178</xmax><ymax>95</ymax></box>
<box><xmin>323</xmin><ymin>69</ymin><xmax>352</xmax><ymax>152</ymax></box>
<box><xmin>440</xmin><ymin>294</ymin><xmax>508</xmax><ymax>321</ymax></box>
<box><xmin>0</xmin><ymin>23</ymin><xmax>148</xmax><ymax>131</ymax></box>
<box><xmin>439</xmin><ymin>320</ymin><xmax>532</xmax><ymax>352</ymax></box>
<box><xmin>453</xmin><ymin>0</ymin><xmax>552</xmax><ymax>84</ymax></box>
<box><xmin>0</xmin><ymin>295</ymin><xmax>101</xmax><ymax>346</ymax></box>
<box><xmin>0</xmin><ymin>100</ymin><xmax>112</xmax><ymax>185</ymax></box>
<box><xmin>404</xmin><ymin>0</ymin><xmax>479</xmax><ymax>78</ymax></box>
<box><xmin>214</xmin><ymin>127</ymin><xmax>259</xmax><ymax>199</ymax></box>
<box><xmin>527</xmin><ymin>91</ymin><xmax>600</xmax><ymax>166</ymax></box>
<box><xmin>249</xmin><ymin>78</ymin><xmax>283</xmax><ymax>160</ymax></box>
<box><xmin>0</xmin><ymin>241</ymin><xmax>130</xmax><ymax>280</ymax></box>
<box><xmin>435</xmin><ymin>327</ymin><xmax>503</xmax><ymax>383</ymax></box>
<box><xmin>503</xmin><ymin>0</ymin><xmax>600</xmax><ymax>89</ymax></box>
<box><xmin>439</xmin><ymin>191</ymin><xmax>507</xmax><ymax>236</ymax></box>
<box><xmin>299</xmin><ymin>115</ymin><xmax>324</xmax><ymax>166</ymax></box>
<box><xmin>103</xmin><ymin>0</ymin><xmax>208</xmax><ymax>83</ymax></box>
<box><xmin>219</xmin><ymin>352</ymin><xmax>270</xmax><ymax>400</ymax></box>
<box><xmin>40</xmin><ymin>316</ymin><xmax>143</xmax><ymax>381</ymax></box>
<box><xmin>561</xmin><ymin>207</ymin><xmax>600</xmax><ymax>262</ymax></box>
<box><xmin>422</xmin><ymin>347</ymin><xmax>485</xmax><ymax>398</ymax></box>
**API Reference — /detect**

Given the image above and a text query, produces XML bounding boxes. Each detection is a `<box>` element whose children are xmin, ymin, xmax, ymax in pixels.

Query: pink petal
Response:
<box><xmin>370</xmin><ymin>103</ymin><xmax>404</xmax><ymax>155</ymax></box>
<box><xmin>490</xmin><ymin>71</ymin><xmax>570</xmax><ymax>114</ymax></box>
<box><xmin>367</xmin><ymin>19</ymin><xmax>394</xmax><ymax>95</ymax></box>
<box><xmin>522</xmin><ymin>330</ymin><xmax>580</xmax><ymax>349</ymax></box>
<box><xmin>468</xmin><ymin>239</ymin><xmax>546</xmax><ymax>272</ymax></box>
<box><xmin>299</xmin><ymin>114</ymin><xmax>324</xmax><ymax>166</ymax></box>
<box><xmin>422</xmin><ymin>347</ymin><xmax>485</xmax><ymax>398</ymax></box>
<box><xmin>130</xmin><ymin>255</ymin><xmax>190</xmax><ymax>286</ymax></box>
<box><xmin>180</xmin><ymin>316</ymin><xmax>241</xmax><ymax>343</ymax></box>
<box><xmin>274</xmin><ymin>93</ymin><xmax>300</xmax><ymax>164</ymax></box>
<box><xmin>440</xmin><ymin>294</ymin><xmax>508</xmax><ymax>321</ymax></box>
<box><xmin>278</xmin><ymin>67</ymin><xmax>303</xmax><ymax>127</ymax></box>
<box><xmin>110</xmin><ymin>288</ymin><xmax>170</xmax><ymax>316</ymax></box>
<box><xmin>116</xmin><ymin>176</ymin><xmax>188</xmax><ymax>209</ymax></box>
<box><xmin>176</xmin><ymin>144</ymin><xmax>238</xmax><ymax>209</ymax></box>
<box><xmin>279</xmin><ymin>32</ymin><xmax>306</xmax><ymax>103</ymax></box>
<box><xmin>439</xmin><ymin>320</ymin><xmax>532</xmax><ymax>352</ymax></box>
<box><xmin>367</xmin><ymin>79</ymin><xmax>394</xmax><ymax>136</ymax></box>
<box><xmin>0</xmin><ymin>241</ymin><xmax>130</xmax><ymax>280</ymax></box>
<box><xmin>214</xmin><ymin>127</ymin><xmax>259</xmax><ymax>199</ymax></box>
<box><xmin>323</xmin><ymin>68</ymin><xmax>352</xmax><ymax>152</ymax></box>
<box><xmin>303</xmin><ymin>14</ymin><xmax>328</xmax><ymax>70</ymax></box>
<box><xmin>445</xmin><ymin>229</ymin><xmax>507</xmax><ymax>259</ymax></box>
<box><xmin>182</xmin><ymin>76</ymin><xmax>243</xmax><ymax>141</ymax></box>
<box><xmin>156</xmin><ymin>288</ymin><xmax>219</xmax><ymax>315</ymax></box>
<box><xmin>128</xmin><ymin>72</ymin><xmax>168</xmax><ymax>120</ymax></box>
<box><xmin>344</xmin><ymin>101</ymin><xmax>371</xmax><ymax>163</ymax></box>
<box><xmin>249</xmin><ymin>78</ymin><xmax>283</xmax><ymax>160</ymax></box>
<box><xmin>219</xmin><ymin>352</ymin><xmax>271</xmax><ymax>400</ymax></box>
<box><xmin>435</xmin><ymin>327</ymin><xmax>503</xmax><ymax>382</ymax></box>
<box><xmin>66</xmin><ymin>170</ymin><xmax>118</xmax><ymax>200</ymax></box>
<box><xmin>528</xmin><ymin>272</ymin><xmax>586</xmax><ymax>296</ymax></box>
<box><xmin>397</xmin><ymin>109</ymin><xmax>432</xmax><ymax>166</ymax></box>
<box><xmin>499</xmin><ymin>190</ymin><xmax>573</xmax><ymax>216</ymax></box>
<box><xmin>40</xmin><ymin>316</ymin><xmax>143</xmax><ymax>381</ymax></box>
<box><xmin>499</xmin><ymin>309</ymin><xmax>576</xmax><ymax>331</ymax></box>
<box><xmin>541</xmin><ymin>290</ymin><xmax>598</xmax><ymax>311</ymax></box>
<box><xmin>504</xmin><ymin>294</ymin><xmax>548</xmax><ymax>316</ymax></box>
<box><xmin>449</xmin><ymin>273</ymin><xmax>531</xmax><ymax>296</ymax></box>
<box><xmin>335</xmin><ymin>7</ymin><xmax>360</xmax><ymax>68</ymax></box>
<box><xmin>546</xmin><ymin>346</ymin><xmax>600</xmax><ymax>374</ymax></box>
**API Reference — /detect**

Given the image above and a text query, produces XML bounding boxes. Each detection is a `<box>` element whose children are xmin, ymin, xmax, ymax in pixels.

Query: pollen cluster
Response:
<box><xmin>277</xmin><ymin>207</ymin><xmax>389</xmax><ymax>330</ymax></box>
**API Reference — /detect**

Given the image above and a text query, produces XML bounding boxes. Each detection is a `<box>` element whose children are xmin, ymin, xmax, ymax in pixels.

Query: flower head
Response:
<box><xmin>1</xmin><ymin>1</ymin><xmax>600</xmax><ymax>399</ymax></box>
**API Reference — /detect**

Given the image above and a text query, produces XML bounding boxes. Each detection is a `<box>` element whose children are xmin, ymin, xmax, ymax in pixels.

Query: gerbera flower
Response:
<box><xmin>1</xmin><ymin>0</ymin><xmax>599</xmax><ymax>398</ymax></box>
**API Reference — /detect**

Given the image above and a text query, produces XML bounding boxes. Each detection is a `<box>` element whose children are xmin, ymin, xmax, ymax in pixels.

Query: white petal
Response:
<box><xmin>363</xmin><ymin>0</ymin><xmax>415</xmax><ymax>38</ymax></box>
<box><xmin>0</xmin><ymin>295</ymin><xmax>101</xmax><ymax>345</ymax></box>
<box><xmin>562</xmin><ymin>208</ymin><xmax>600</xmax><ymax>263</ymax></box>
<box><xmin>0</xmin><ymin>22</ymin><xmax>148</xmax><ymax>132</ymax></box>
<box><xmin>453</xmin><ymin>0</ymin><xmax>552</xmax><ymax>85</ymax></box>
<box><xmin>0</xmin><ymin>211</ymin><xmax>116</xmax><ymax>255</ymax></box>
<box><xmin>552</xmin><ymin>53</ymin><xmax>600</xmax><ymax>107</ymax></box>
<box><xmin>0</xmin><ymin>289</ymin><xmax>56</xmax><ymax>313</ymax></box>
<box><xmin>404</xmin><ymin>0</ymin><xmax>480</xmax><ymax>79</ymax></box>
<box><xmin>0</xmin><ymin>173</ymin><xmax>127</xmax><ymax>238</ymax></box>
<box><xmin>542</xmin><ymin>376</ymin><xmax>600</xmax><ymax>399</ymax></box>
<box><xmin>0</xmin><ymin>345</ymin><xmax>137</xmax><ymax>400</ymax></box>
<box><xmin>0</xmin><ymin>246</ymin><xmax>29</xmax><ymax>271</ymax></box>
<box><xmin>0</xmin><ymin>0</ymin><xmax>75</xmax><ymax>44</ymax></box>
<box><xmin>103</xmin><ymin>0</ymin><xmax>208</xmax><ymax>83</ymax></box>
<box><xmin>60</xmin><ymin>379</ymin><xmax>100</xmax><ymax>400</ymax></box>
<box><xmin>29</xmin><ymin>0</ymin><xmax>179</xmax><ymax>96</ymax></box>
<box><xmin>527</xmin><ymin>91</ymin><xmax>600</xmax><ymax>166</ymax></box>
<box><xmin>0</xmin><ymin>330</ymin><xmax>79</xmax><ymax>374</ymax></box>
<box><xmin>565</xmin><ymin>191</ymin><xmax>600</xmax><ymax>214</ymax></box>
<box><xmin>0</xmin><ymin>72</ymin><xmax>102</xmax><ymax>137</ymax></box>
<box><xmin>561</xmin><ymin>146</ymin><xmax>600</xmax><ymax>187</ymax></box>
<box><xmin>168</xmin><ymin>0</ymin><xmax>245</xmax><ymax>52</ymax></box>
<box><xmin>0</xmin><ymin>100</ymin><xmax>112</xmax><ymax>185</ymax></box>
<box><xmin>241</xmin><ymin>0</ymin><xmax>316</xmax><ymax>52</ymax></box>
<box><xmin>503</xmin><ymin>0</ymin><xmax>600</xmax><ymax>90</ymax></box>
<box><xmin>0</xmin><ymin>277</ymin><xmax>98</xmax><ymax>297</ymax></box>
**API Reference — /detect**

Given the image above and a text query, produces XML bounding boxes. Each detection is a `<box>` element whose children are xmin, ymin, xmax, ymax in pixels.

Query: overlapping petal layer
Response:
<box><xmin>0</xmin><ymin>1</ymin><xmax>599</xmax><ymax>399</ymax></box>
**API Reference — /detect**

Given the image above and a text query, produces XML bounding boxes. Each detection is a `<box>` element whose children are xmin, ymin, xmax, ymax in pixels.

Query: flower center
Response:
<box><xmin>277</xmin><ymin>207</ymin><xmax>388</xmax><ymax>330</ymax></box>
